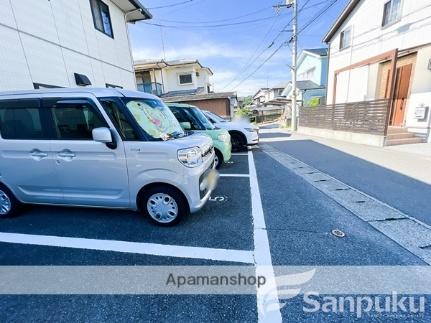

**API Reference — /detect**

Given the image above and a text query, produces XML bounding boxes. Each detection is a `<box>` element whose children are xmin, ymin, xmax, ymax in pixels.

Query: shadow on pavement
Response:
<box><xmin>265</xmin><ymin>139</ymin><xmax>431</xmax><ymax>226</ymax></box>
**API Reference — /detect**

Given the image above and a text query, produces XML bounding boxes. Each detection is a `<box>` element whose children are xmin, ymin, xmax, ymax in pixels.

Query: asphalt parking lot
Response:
<box><xmin>1</xmin><ymin>134</ymin><xmax>430</xmax><ymax>322</ymax></box>
<box><xmin>0</xmin><ymin>152</ymin><xmax>261</xmax><ymax>322</ymax></box>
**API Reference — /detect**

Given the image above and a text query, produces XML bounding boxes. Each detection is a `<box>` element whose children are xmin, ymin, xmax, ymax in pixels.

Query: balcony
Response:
<box><xmin>137</xmin><ymin>82</ymin><xmax>163</xmax><ymax>96</ymax></box>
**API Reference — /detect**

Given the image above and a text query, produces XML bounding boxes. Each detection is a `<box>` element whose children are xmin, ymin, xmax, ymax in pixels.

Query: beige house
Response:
<box><xmin>134</xmin><ymin>59</ymin><xmax>213</xmax><ymax>97</ymax></box>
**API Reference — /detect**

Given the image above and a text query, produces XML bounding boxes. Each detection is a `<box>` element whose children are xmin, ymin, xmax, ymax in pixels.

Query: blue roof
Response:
<box><xmin>304</xmin><ymin>48</ymin><xmax>328</xmax><ymax>57</ymax></box>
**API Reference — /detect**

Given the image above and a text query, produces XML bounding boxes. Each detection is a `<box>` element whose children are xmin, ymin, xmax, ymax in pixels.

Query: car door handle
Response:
<box><xmin>57</xmin><ymin>151</ymin><xmax>76</xmax><ymax>159</ymax></box>
<box><xmin>30</xmin><ymin>150</ymin><xmax>48</xmax><ymax>159</ymax></box>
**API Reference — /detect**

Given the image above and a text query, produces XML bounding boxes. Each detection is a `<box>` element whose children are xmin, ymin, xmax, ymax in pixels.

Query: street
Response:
<box><xmin>0</xmin><ymin>125</ymin><xmax>430</xmax><ymax>321</ymax></box>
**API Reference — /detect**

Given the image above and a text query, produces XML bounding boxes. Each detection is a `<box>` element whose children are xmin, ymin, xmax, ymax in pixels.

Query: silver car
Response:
<box><xmin>0</xmin><ymin>88</ymin><xmax>217</xmax><ymax>226</ymax></box>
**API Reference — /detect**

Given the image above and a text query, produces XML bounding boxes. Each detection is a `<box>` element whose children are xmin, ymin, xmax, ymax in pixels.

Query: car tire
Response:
<box><xmin>141</xmin><ymin>185</ymin><xmax>188</xmax><ymax>226</ymax></box>
<box><xmin>230</xmin><ymin>131</ymin><xmax>247</xmax><ymax>152</ymax></box>
<box><xmin>0</xmin><ymin>184</ymin><xmax>20</xmax><ymax>218</ymax></box>
<box><xmin>214</xmin><ymin>149</ymin><xmax>223</xmax><ymax>169</ymax></box>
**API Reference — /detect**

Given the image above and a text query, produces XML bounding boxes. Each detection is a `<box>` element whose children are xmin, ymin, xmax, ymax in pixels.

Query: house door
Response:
<box><xmin>390</xmin><ymin>64</ymin><xmax>412</xmax><ymax>126</ymax></box>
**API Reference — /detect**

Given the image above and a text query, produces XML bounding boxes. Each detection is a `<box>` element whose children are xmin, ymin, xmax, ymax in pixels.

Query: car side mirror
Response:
<box><xmin>93</xmin><ymin>127</ymin><xmax>117</xmax><ymax>149</ymax></box>
<box><xmin>180</xmin><ymin>122</ymin><xmax>191</xmax><ymax>130</ymax></box>
<box><xmin>92</xmin><ymin>127</ymin><xmax>112</xmax><ymax>143</ymax></box>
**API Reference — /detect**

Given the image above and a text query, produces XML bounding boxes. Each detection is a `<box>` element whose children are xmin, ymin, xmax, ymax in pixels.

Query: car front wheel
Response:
<box><xmin>0</xmin><ymin>184</ymin><xmax>20</xmax><ymax>218</ymax></box>
<box><xmin>230</xmin><ymin>132</ymin><xmax>247</xmax><ymax>152</ymax></box>
<box><xmin>214</xmin><ymin>149</ymin><xmax>223</xmax><ymax>169</ymax></box>
<box><xmin>141</xmin><ymin>185</ymin><xmax>188</xmax><ymax>226</ymax></box>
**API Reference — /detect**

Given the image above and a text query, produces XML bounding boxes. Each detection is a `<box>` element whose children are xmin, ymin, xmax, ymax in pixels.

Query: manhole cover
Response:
<box><xmin>331</xmin><ymin>229</ymin><xmax>346</xmax><ymax>238</ymax></box>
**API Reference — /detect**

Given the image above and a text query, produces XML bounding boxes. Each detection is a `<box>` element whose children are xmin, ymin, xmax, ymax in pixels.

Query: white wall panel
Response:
<box><xmin>0</xmin><ymin>0</ymin><xmax>16</xmax><ymax>28</ymax></box>
<box><xmin>0</xmin><ymin>0</ymin><xmax>139</xmax><ymax>90</ymax></box>
<box><xmin>90</xmin><ymin>59</ymin><xmax>106</xmax><ymax>86</ymax></box>
<box><xmin>50</xmin><ymin>0</ymin><xmax>88</xmax><ymax>54</ymax></box>
<box><xmin>10</xmin><ymin>0</ymin><xmax>59</xmax><ymax>43</ymax></box>
<box><xmin>62</xmin><ymin>48</ymin><xmax>95</xmax><ymax>86</ymax></box>
<box><xmin>77</xmin><ymin>0</ymin><xmax>101</xmax><ymax>59</ymax></box>
<box><xmin>20</xmin><ymin>34</ymin><xmax>69</xmax><ymax>87</ymax></box>
<box><xmin>0</xmin><ymin>27</ymin><xmax>32</xmax><ymax>90</ymax></box>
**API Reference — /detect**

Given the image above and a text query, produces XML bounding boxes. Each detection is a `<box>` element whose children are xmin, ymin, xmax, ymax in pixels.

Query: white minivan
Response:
<box><xmin>0</xmin><ymin>88</ymin><xmax>217</xmax><ymax>226</ymax></box>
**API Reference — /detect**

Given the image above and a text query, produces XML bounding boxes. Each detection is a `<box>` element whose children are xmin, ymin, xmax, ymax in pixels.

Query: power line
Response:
<box><xmin>225</xmin><ymin>0</ymin><xmax>319</xmax><ymax>90</ymax></box>
<box><xmin>153</xmin><ymin>5</ymin><xmax>276</xmax><ymax>24</ymax></box>
<box><xmin>221</xmin><ymin>14</ymin><xmax>283</xmax><ymax>90</ymax></box>
<box><xmin>232</xmin><ymin>42</ymin><xmax>286</xmax><ymax>90</ymax></box>
<box><xmin>297</xmin><ymin>0</ymin><xmax>339</xmax><ymax>36</ymax></box>
<box><xmin>147</xmin><ymin>0</ymin><xmax>194</xmax><ymax>10</ymax></box>
<box><xmin>143</xmin><ymin>14</ymin><xmax>287</xmax><ymax>29</ymax></box>
<box><xmin>228</xmin><ymin>0</ymin><xmax>339</xmax><ymax>91</ymax></box>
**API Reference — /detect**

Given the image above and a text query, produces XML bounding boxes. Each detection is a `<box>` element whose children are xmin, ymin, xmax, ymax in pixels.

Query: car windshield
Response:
<box><xmin>206</xmin><ymin>111</ymin><xmax>226</xmax><ymax>123</ymax></box>
<box><xmin>124</xmin><ymin>98</ymin><xmax>185</xmax><ymax>140</ymax></box>
<box><xmin>170</xmin><ymin>106</ymin><xmax>215</xmax><ymax>130</ymax></box>
<box><xmin>188</xmin><ymin>107</ymin><xmax>215</xmax><ymax>130</ymax></box>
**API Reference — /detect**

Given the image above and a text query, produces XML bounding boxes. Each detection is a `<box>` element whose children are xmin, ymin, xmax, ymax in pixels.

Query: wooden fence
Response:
<box><xmin>299</xmin><ymin>99</ymin><xmax>390</xmax><ymax>135</ymax></box>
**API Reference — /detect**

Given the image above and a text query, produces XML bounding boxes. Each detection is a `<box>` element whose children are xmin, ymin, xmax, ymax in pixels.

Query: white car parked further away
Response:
<box><xmin>203</xmin><ymin>111</ymin><xmax>259</xmax><ymax>152</ymax></box>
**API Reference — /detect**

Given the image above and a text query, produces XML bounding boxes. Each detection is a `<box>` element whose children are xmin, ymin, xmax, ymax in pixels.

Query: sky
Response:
<box><xmin>128</xmin><ymin>0</ymin><xmax>350</xmax><ymax>97</ymax></box>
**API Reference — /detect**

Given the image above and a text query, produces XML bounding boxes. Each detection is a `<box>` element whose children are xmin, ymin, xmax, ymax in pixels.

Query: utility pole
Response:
<box><xmin>274</xmin><ymin>0</ymin><xmax>298</xmax><ymax>130</ymax></box>
<box><xmin>290</xmin><ymin>0</ymin><xmax>298</xmax><ymax>131</ymax></box>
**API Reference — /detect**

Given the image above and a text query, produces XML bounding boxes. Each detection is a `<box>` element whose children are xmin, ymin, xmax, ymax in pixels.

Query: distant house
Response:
<box><xmin>252</xmin><ymin>84</ymin><xmax>285</xmax><ymax>106</ymax></box>
<box><xmin>251</xmin><ymin>83</ymin><xmax>287</xmax><ymax>122</ymax></box>
<box><xmin>0</xmin><ymin>0</ymin><xmax>152</xmax><ymax>90</ymax></box>
<box><xmin>282</xmin><ymin>48</ymin><xmax>328</xmax><ymax>106</ymax></box>
<box><xmin>323</xmin><ymin>0</ymin><xmax>431</xmax><ymax>143</ymax></box>
<box><xmin>134</xmin><ymin>59</ymin><xmax>238</xmax><ymax>118</ymax></box>
<box><xmin>134</xmin><ymin>59</ymin><xmax>213</xmax><ymax>97</ymax></box>
<box><xmin>163</xmin><ymin>92</ymin><xmax>237</xmax><ymax>119</ymax></box>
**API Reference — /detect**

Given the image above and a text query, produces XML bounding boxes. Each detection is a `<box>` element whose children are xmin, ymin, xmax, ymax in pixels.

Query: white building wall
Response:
<box><xmin>327</xmin><ymin>0</ymin><xmax>431</xmax><ymax>104</ymax></box>
<box><xmin>155</xmin><ymin>65</ymin><xmax>211</xmax><ymax>94</ymax></box>
<box><xmin>405</xmin><ymin>46</ymin><xmax>431</xmax><ymax>135</ymax></box>
<box><xmin>0</xmin><ymin>0</ymin><xmax>137</xmax><ymax>91</ymax></box>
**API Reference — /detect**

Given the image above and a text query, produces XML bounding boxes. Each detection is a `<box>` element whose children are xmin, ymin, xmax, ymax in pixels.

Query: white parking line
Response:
<box><xmin>219</xmin><ymin>174</ymin><xmax>250</xmax><ymax>178</ymax></box>
<box><xmin>0</xmin><ymin>232</ymin><xmax>255</xmax><ymax>264</ymax></box>
<box><xmin>232</xmin><ymin>153</ymin><xmax>249</xmax><ymax>156</ymax></box>
<box><xmin>248</xmin><ymin>151</ymin><xmax>282</xmax><ymax>323</ymax></box>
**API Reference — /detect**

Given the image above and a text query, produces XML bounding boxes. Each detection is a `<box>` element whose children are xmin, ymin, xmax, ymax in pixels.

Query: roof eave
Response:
<box><xmin>323</xmin><ymin>0</ymin><xmax>360</xmax><ymax>43</ymax></box>
<box><xmin>127</xmin><ymin>0</ymin><xmax>152</xmax><ymax>21</ymax></box>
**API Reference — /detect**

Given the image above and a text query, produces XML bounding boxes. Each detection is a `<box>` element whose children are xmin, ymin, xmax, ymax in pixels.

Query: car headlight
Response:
<box><xmin>244</xmin><ymin>128</ymin><xmax>257</xmax><ymax>133</ymax></box>
<box><xmin>178</xmin><ymin>147</ymin><xmax>203</xmax><ymax>168</ymax></box>
<box><xmin>218</xmin><ymin>133</ymin><xmax>230</xmax><ymax>142</ymax></box>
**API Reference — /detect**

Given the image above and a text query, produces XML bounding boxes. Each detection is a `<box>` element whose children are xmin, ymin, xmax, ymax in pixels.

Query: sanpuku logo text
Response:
<box><xmin>260</xmin><ymin>269</ymin><xmax>427</xmax><ymax>319</ymax></box>
<box><xmin>303</xmin><ymin>292</ymin><xmax>426</xmax><ymax>318</ymax></box>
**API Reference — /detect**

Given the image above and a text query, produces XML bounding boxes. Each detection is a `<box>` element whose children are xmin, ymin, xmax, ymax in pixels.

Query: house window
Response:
<box><xmin>298</xmin><ymin>67</ymin><xmax>316</xmax><ymax>81</ymax></box>
<box><xmin>90</xmin><ymin>0</ymin><xmax>114</xmax><ymax>38</ymax></box>
<box><xmin>179</xmin><ymin>73</ymin><xmax>193</xmax><ymax>85</ymax></box>
<box><xmin>339</xmin><ymin>28</ymin><xmax>351</xmax><ymax>50</ymax></box>
<box><xmin>382</xmin><ymin>0</ymin><xmax>402</xmax><ymax>27</ymax></box>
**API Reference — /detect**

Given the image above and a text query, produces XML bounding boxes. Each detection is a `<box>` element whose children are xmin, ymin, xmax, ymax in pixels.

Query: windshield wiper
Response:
<box><xmin>170</xmin><ymin>131</ymin><xmax>185</xmax><ymax>139</ymax></box>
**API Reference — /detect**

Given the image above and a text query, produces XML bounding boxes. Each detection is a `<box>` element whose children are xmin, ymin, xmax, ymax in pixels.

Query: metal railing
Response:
<box><xmin>137</xmin><ymin>82</ymin><xmax>163</xmax><ymax>96</ymax></box>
